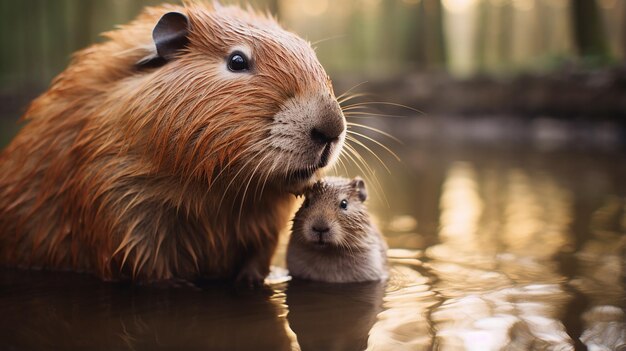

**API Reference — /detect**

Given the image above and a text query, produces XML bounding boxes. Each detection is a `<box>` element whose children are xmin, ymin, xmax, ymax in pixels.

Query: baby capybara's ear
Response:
<box><xmin>350</xmin><ymin>177</ymin><xmax>367</xmax><ymax>202</ymax></box>
<box><xmin>137</xmin><ymin>11</ymin><xmax>190</xmax><ymax>68</ymax></box>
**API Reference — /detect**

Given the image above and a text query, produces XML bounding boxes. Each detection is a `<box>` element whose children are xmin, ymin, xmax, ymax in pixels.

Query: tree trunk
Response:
<box><xmin>423</xmin><ymin>0</ymin><xmax>447</xmax><ymax>68</ymax></box>
<box><xmin>474</xmin><ymin>0</ymin><xmax>489</xmax><ymax>73</ymax></box>
<box><xmin>571</xmin><ymin>0</ymin><xmax>609</xmax><ymax>60</ymax></box>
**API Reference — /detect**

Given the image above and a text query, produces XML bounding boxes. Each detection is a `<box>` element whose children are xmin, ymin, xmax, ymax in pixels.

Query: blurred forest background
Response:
<box><xmin>0</xmin><ymin>2</ymin><xmax>624</xmax><ymax>349</ymax></box>
<box><xmin>0</xmin><ymin>0</ymin><xmax>625</xmax><ymax>144</ymax></box>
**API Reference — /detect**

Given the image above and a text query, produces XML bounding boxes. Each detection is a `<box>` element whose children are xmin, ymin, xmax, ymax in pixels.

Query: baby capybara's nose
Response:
<box><xmin>312</xmin><ymin>224</ymin><xmax>330</xmax><ymax>234</ymax></box>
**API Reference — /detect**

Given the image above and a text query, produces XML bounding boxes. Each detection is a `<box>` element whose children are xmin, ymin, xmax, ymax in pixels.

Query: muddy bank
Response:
<box><xmin>336</xmin><ymin>64</ymin><xmax>626</xmax><ymax>120</ymax></box>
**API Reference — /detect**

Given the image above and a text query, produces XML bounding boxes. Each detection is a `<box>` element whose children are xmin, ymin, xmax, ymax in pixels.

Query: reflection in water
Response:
<box><xmin>0</xmin><ymin>269</ymin><xmax>292</xmax><ymax>351</ymax></box>
<box><xmin>580</xmin><ymin>305</ymin><xmax>625</xmax><ymax>351</ymax></box>
<box><xmin>286</xmin><ymin>280</ymin><xmax>384</xmax><ymax>351</ymax></box>
<box><xmin>572</xmin><ymin>196</ymin><xmax>626</xmax><ymax>351</ymax></box>
<box><xmin>424</xmin><ymin>162</ymin><xmax>575</xmax><ymax>349</ymax></box>
<box><xmin>0</xmin><ymin>143</ymin><xmax>624</xmax><ymax>350</ymax></box>
<box><xmin>502</xmin><ymin>170</ymin><xmax>572</xmax><ymax>260</ymax></box>
<box><xmin>367</xmin><ymin>265</ymin><xmax>437</xmax><ymax>351</ymax></box>
<box><xmin>437</xmin><ymin>162</ymin><xmax>484</xmax><ymax>253</ymax></box>
<box><xmin>432</xmin><ymin>284</ymin><xmax>573</xmax><ymax>350</ymax></box>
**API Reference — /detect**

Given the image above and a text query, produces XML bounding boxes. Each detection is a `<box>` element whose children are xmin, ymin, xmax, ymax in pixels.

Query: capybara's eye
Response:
<box><xmin>340</xmin><ymin>199</ymin><xmax>348</xmax><ymax>210</ymax></box>
<box><xmin>303</xmin><ymin>198</ymin><xmax>310</xmax><ymax>208</ymax></box>
<box><xmin>228</xmin><ymin>51</ymin><xmax>249</xmax><ymax>72</ymax></box>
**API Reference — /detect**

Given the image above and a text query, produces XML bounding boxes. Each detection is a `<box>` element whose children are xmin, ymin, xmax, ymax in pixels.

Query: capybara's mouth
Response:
<box><xmin>287</xmin><ymin>143</ymin><xmax>336</xmax><ymax>190</ymax></box>
<box><xmin>293</xmin><ymin>143</ymin><xmax>333</xmax><ymax>179</ymax></box>
<box><xmin>318</xmin><ymin>143</ymin><xmax>332</xmax><ymax>168</ymax></box>
<box><xmin>286</xmin><ymin>166</ymin><xmax>320</xmax><ymax>195</ymax></box>
<box><xmin>313</xmin><ymin>236</ymin><xmax>329</xmax><ymax>248</ymax></box>
<box><xmin>314</xmin><ymin>242</ymin><xmax>328</xmax><ymax>248</ymax></box>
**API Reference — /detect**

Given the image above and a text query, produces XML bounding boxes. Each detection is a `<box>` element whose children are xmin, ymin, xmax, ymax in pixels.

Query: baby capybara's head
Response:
<box><xmin>292</xmin><ymin>177</ymin><xmax>370</xmax><ymax>249</ymax></box>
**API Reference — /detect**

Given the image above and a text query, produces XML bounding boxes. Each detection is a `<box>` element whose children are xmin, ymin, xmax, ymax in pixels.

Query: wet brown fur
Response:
<box><xmin>287</xmin><ymin>177</ymin><xmax>388</xmax><ymax>282</ymax></box>
<box><xmin>293</xmin><ymin>177</ymin><xmax>375</xmax><ymax>252</ymax></box>
<box><xmin>0</xmin><ymin>3</ymin><xmax>335</xmax><ymax>281</ymax></box>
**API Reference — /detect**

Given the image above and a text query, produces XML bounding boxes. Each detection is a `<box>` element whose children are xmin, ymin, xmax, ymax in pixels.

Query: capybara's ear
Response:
<box><xmin>350</xmin><ymin>177</ymin><xmax>367</xmax><ymax>202</ymax></box>
<box><xmin>137</xmin><ymin>12</ymin><xmax>189</xmax><ymax>68</ymax></box>
<box><xmin>153</xmin><ymin>12</ymin><xmax>190</xmax><ymax>60</ymax></box>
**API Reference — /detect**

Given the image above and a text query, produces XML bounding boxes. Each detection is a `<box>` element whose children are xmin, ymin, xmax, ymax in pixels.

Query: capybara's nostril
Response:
<box><xmin>310</xmin><ymin>127</ymin><xmax>338</xmax><ymax>145</ymax></box>
<box><xmin>310</xmin><ymin>111</ymin><xmax>345</xmax><ymax>145</ymax></box>
<box><xmin>312</xmin><ymin>224</ymin><xmax>330</xmax><ymax>234</ymax></box>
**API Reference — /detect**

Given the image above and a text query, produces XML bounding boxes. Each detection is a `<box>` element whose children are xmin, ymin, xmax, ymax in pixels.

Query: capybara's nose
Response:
<box><xmin>312</xmin><ymin>224</ymin><xmax>330</xmax><ymax>234</ymax></box>
<box><xmin>310</xmin><ymin>110</ymin><xmax>345</xmax><ymax>145</ymax></box>
<box><xmin>310</xmin><ymin>127</ymin><xmax>337</xmax><ymax>144</ymax></box>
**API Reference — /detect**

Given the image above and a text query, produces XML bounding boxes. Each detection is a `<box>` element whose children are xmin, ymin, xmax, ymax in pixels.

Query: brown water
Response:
<box><xmin>0</xmin><ymin>118</ymin><xmax>625</xmax><ymax>350</ymax></box>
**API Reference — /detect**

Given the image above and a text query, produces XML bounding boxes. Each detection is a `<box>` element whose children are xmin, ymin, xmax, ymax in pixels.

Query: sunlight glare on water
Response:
<box><xmin>0</xmin><ymin>118</ymin><xmax>624</xmax><ymax>350</ymax></box>
<box><xmin>334</xmin><ymin>129</ymin><xmax>625</xmax><ymax>350</ymax></box>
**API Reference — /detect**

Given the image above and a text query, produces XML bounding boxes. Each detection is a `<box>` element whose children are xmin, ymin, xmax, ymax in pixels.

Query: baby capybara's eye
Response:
<box><xmin>228</xmin><ymin>51</ymin><xmax>249</xmax><ymax>72</ymax></box>
<box><xmin>340</xmin><ymin>199</ymin><xmax>348</xmax><ymax>210</ymax></box>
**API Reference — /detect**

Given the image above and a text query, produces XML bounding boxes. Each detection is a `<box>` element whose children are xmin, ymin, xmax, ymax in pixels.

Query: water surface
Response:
<box><xmin>1</xmin><ymin>117</ymin><xmax>624</xmax><ymax>350</ymax></box>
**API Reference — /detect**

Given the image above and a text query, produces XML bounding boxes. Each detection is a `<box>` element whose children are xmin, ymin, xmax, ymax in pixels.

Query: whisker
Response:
<box><xmin>340</xmin><ymin>101</ymin><xmax>423</xmax><ymax>114</ymax></box>
<box><xmin>343</xmin><ymin>144</ymin><xmax>383</xmax><ymax>197</ymax></box>
<box><xmin>216</xmin><ymin>149</ymin><xmax>264</xmax><ymax>217</ymax></box>
<box><xmin>343</xmin><ymin>110</ymin><xmax>406</xmax><ymax>119</ymax></box>
<box><xmin>238</xmin><ymin>149</ymin><xmax>272</xmax><ymax>225</ymax></box>
<box><xmin>344</xmin><ymin>143</ymin><xmax>377</xmax><ymax>181</ymax></box>
<box><xmin>340</xmin><ymin>105</ymin><xmax>381</xmax><ymax>113</ymax></box>
<box><xmin>341</xmin><ymin>146</ymin><xmax>367</xmax><ymax>178</ymax></box>
<box><xmin>336</xmin><ymin>81</ymin><xmax>369</xmax><ymax>102</ymax></box>
<box><xmin>343</xmin><ymin>143</ymin><xmax>389</xmax><ymax>207</ymax></box>
<box><xmin>258</xmin><ymin>154</ymin><xmax>279</xmax><ymax>199</ymax></box>
<box><xmin>329</xmin><ymin>157</ymin><xmax>338</xmax><ymax>175</ymax></box>
<box><xmin>347</xmin><ymin>130</ymin><xmax>401</xmax><ymax>162</ymax></box>
<box><xmin>311</xmin><ymin>34</ymin><xmax>345</xmax><ymax>46</ymax></box>
<box><xmin>337</xmin><ymin>154</ymin><xmax>349</xmax><ymax>176</ymax></box>
<box><xmin>178</xmin><ymin>138</ymin><xmax>262</xmax><ymax>211</ymax></box>
<box><xmin>347</xmin><ymin>122</ymin><xmax>403</xmax><ymax>144</ymax></box>
<box><xmin>255</xmin><ymin>150</ymin><xmax>277</xmax><ymax>201</ymax></box>
<box><xmin>338</xmin><ymin>92</ymin><xmax>371</xmax><ymax>105</ymax></box>
<box><xmin>284</xmin><ymin>152</ymin><xmax>294</xmax><ymax>187</ymax></box>
<box><xmin>346</xmin><ymin>134</ymin><xmax>391</xmax><ymax>174</ymax></box>
<box><xmin>330</xmin><ymin>152</ymin><xmax>350</xmax><ymax>177</ymax></box>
